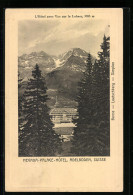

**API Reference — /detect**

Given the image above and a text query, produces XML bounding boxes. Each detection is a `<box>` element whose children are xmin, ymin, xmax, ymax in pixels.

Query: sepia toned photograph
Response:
<box><xmin>5</xmin><ymin>8</ymin><xmax>123</xmax><ymax>192</ymax></box>
<box><xmin>18</xmin><ymin>19</ymin><xmax>110</xmax><ymax>157</ymax></box>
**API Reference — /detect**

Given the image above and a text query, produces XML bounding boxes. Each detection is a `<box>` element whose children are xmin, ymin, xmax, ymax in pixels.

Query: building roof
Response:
<box><xmin>50</xmin><ymin>108</ymin><xmax>78</xmax><ymax>115</ymax></box>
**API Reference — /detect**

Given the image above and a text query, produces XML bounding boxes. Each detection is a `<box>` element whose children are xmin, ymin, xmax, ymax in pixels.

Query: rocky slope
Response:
<box><xmin>18</xmin><ymin>48</ymin><xmax>95</xmax><ymax>108</ymax></box>
<box><xmin>18</xmin><ymin>51</ymin><xmax>56</xmax><ymax>80</ymax></box>
<box><xmin>54</xmin><ymin>48</ymin><xmax>89</xmax><ymax>67</ymax></box>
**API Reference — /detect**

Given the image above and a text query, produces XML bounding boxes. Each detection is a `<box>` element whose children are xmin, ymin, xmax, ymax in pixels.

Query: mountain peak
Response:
<box><xmin>71</xmin><ymin>47</ymin><xmax>86</xmax><ymax>52</ymax></box>
<box><xmin>58</xmin><ymin>47</ymin><xmax>88</xmax><ymax>63</ymax></box>
<box><xmin>65</xmin><ymin>54</ymin><xmax>86</xmax><ymax>68</ymax></box>
<box><xmin>71</xmin><ymin>48</ymin><xmax>88</xmax><ymax>56</ymax></box>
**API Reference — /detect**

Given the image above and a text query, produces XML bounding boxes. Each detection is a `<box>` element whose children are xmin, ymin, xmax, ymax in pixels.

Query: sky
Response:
<box><xmin>18</xmin><ymin>19</ymin><xmax>110</xmax><ymax>57</ymax></box>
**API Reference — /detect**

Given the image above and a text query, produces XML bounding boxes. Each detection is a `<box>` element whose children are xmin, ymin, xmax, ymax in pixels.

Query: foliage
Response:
<box><xmin>19</xmin><ymin>64</ymin><xmax>62</xmax><ymax>156</ymax></box>
<box><xmin>71</xmin><ymin>35</ymin><xmax>110</xmax><ymax>156</ymax></box>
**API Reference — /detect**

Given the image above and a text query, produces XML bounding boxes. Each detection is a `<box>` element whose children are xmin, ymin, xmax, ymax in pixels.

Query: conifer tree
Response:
<box><xmin>71</xmin><ymin>35</ymin><xmax>110</xmax><ymax>156</ymax></box>
<box><xmin>19</xmin><ymin>64</ymin><xmax>62</xmax><ymax>156</ymax></box>
<box><xmin>71</xmin><ymin>53</ymin><xmax>96</xmax><ymax>156</ymax></box>
<box><xmin>96</xmin><ymin>35</ymin><xmax>110</xmax><ymax>155</ymax></box>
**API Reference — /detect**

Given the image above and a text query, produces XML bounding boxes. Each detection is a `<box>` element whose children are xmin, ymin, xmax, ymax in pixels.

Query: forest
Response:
<box><xmin>18</xmin><ymin>35</ymin><xmax>110</xmax><ymax>157</ymax></box>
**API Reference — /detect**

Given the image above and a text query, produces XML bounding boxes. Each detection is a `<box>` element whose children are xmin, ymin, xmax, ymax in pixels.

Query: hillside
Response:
<box><xmin>18</xmin><ymin>51</ymin><xmax>56</xmax><ymax>79</ymax></box>
<box><xmin>18</xmin><ymin>48</ymin><xmax>95</xmax><ymax>108</ymax></box>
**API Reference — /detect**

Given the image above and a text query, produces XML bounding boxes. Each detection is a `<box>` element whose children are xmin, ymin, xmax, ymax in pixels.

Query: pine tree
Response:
<box><xmin>19</xmin><ymin>64</ymin><xmax>62</xmax><ymax>156</ymax></box>
<box><xmin>71</xmin><ymin>35</ymin><xmax>110</xmax><ymax>156</ymax></box>
<box><xmin>71</xmin><ymin>53</ymin><xmax>96</xmax><ymax>156</ymax></box>
<box><xmin>96</xmin><ymin>35</ymin><xmax>110</xmax><ymax>155</ymax></box>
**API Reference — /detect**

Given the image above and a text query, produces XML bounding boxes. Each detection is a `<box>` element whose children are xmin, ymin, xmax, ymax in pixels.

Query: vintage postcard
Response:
<box><xmin>5</xmin><ymin>8</ymin><xmax>123</xmax><ymax>192</ymax></box>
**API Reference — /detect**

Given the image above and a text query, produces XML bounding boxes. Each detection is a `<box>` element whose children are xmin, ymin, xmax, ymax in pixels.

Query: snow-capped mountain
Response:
<box><xmin>45</xmin><ymin>49</ymin><xmax>95</xmax><ymax>107</ymax></box>
<box><xmin>18</xmin><ymin>48</ymin><xmax>95</xmax><ymax>107</ymax></box>
<box><xmin>18</xmin><ymin>48</ymin><xmax>94</xmax><ymax>80</ymax></box>
<box><xmin>54</xmin><ymin>48</ymin><xmax>89</xmax><ymax>68</ymax></box>
<box><xmin>18</xmin><ymin>51</ymin><xmax>56</xmax><ymax>80</ymax></box>
<box><xmin>59</xmin><ymin>48</ymin><xmax>88</xmax><ymax>60</ymax></box>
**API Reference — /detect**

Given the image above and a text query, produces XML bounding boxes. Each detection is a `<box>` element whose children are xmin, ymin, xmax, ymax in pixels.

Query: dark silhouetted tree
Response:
<box><xmin>71</xmin><ymin>35</ymin><xmax>110</xmax><ymax>156</ymax></box>
<box><xmin>71</xmin><ymin>53</ymin><xmax>96</xmax><ymax>155</ymax></box>
<box><xmin>19</xmin><ymin>64</ymin><xmax>62</xmax><ymax>156</ymax></box>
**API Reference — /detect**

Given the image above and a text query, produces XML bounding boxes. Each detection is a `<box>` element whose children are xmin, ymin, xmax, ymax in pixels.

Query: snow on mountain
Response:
<box><xmin>18</xmin><ymin>48</ymin><xmax>95</xmax><ymax>82</ymax></box>
<box><xmin>19</xmin><ymin>48</ymin><xmax>96</xmax><ymax>108</ymax></box>
<box><xmin>45</xmin><ymin>49</ymin><xmax>95</xmax><ymax>104</ymax></box>
<box><xmin>53</xmin><ymin>48</ymin><xmax>90</xmax><ymax>68</ymax></box>
<box><xmin>60</xmin><ymin>48</ymin><xmax>88</xmax><ymax>60</ymax></box>
<box><xmin>54</xmin><ymin>59</ymin><xmax>61</xmax><ymax>67</ymax></box>
<box><xmin>18</xmin><ymin>51</ymin><xmax>56</xmax><ymax>80</ymax></box>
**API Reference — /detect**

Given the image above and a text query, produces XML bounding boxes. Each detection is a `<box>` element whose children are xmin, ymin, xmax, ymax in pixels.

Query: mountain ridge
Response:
<box><xmin>18</xmin><ymin>47</ymin><xmax>95</xmax><ymax>76</ymax></box>
<box><xmin>18</xmin><ymin>48</ymin><xmax>96</xmax><ymax>108</ymax></box>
